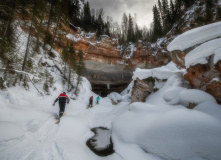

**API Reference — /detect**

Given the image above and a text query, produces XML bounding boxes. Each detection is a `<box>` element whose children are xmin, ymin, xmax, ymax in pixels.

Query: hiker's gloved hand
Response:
<box><xmin>53</xmin><ymin>103</ymin><xmax>55</xmax><ymax>106</ymax></box>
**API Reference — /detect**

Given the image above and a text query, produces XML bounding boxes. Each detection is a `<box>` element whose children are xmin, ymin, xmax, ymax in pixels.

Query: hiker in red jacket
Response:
<box><xmin>53</xmin><ymin>92</ymin><xmax>69</xmax><ymax>118</ymax></box>
<box><xmin>89</xmin><ymin>96</ymin><xmax>93</xmax><ymax>108</ymax></box>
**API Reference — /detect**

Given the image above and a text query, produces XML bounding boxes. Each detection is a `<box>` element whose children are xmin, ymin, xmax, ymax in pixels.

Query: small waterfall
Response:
<box><xmin>107</xmin><ymin>83</ymin><xmax>110</xmax><ymax>90</ymax></box>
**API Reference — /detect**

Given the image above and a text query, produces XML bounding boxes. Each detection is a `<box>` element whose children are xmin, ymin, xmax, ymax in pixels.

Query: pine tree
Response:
<box><xmin>95</xmin><ymin>8</ymin><xmax>105</xmax><ymax>37</ymax></box>
<box><xmin>48</xmin><ymin>0</ymin><xmax>70</xmax><ymax>54</ymax></box>
<box><xmin>218</xmin><ymin>6</ymin><xmax>221</xmax><ymax>20</ymax></box>
<box><xmin>152</xmin><ymin>5</ymin><xmax>163</xmax><ymax>42</ymax></box>
<box><xmin>205</xmin><ymin>0</ymin><xmax>215</xmax><ymax>23</ymax></box>
<box><xmin>170</xmin><ymin>0</ymin><xmax>176</xmax><ymax>24</ymax></box>
<box><xmin>22</xmin><ymin>0</ymin><xmax>37</xmax><ymax>71</ymax></box>
<box><xmin>175</xmin><ymin>0</ymin><xmax>182</xmax><ymax>18</ymax></box>
<box><xmin>69</xmin><ymin>0</ymin><xmax>81</xmax><ymax>26</ymax></box>
<box><xmin>33</xmin><ymin>0</ymin><xmax>46</xmax><ymax>54</ymax></box>
<box><xmin>161</xmin><ymin>0</ymin><xmax>169</xmax><ymax>32</ymax></box>
<box><xmin>127</xmin><ymin>14</ymin><xmax>135</xmax><ymax>42</ymax></box>
<box><xmin>83</xmin><ymin>1</ymin><xmax>92</xmax><ymax>32</ymax></box>
<box><xmin>121</xmin><ymin>13</ymin><xmax>128</xmax><ymax>41</ymax></box>
<box><xmin>0</xmin><ymin>0</ymin><xmax>17</xmax><ymax>66</ymax></box>
<box><xmin>43</xmin><ymin>0</ymin><xmax>57</xmax><ymax>49</ymax></box>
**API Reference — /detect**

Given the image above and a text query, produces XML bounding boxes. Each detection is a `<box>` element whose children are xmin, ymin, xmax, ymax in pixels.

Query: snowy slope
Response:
<box><xmin>1</xmin><ymin>19</ymin><xmax>221</xmax><ymax>160</ymax></box>
<box><xmin>1</xmin><ymin>61</ymin><xmax>221</xmax><ymax>160</ymax></box>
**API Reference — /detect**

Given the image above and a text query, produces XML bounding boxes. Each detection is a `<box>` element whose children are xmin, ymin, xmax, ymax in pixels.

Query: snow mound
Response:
<box><xmin>195</xmin><ymin>101</ymin><xmax>221</xmax><ymax>122</ymax></box>
<box><xmin>133</xmin><ymin>62</ymin><xmax>184</xmax><ymax>80</ymax></box>
<box><xmin>107</xmin><ymin>92</ymin><xmax>122</xmax><ymax>103</ymax></box>
<box><xmin>138</xmin><ymin>109</ymin><xmax>221</xmax><ymax>160</ymax></box>
<box><xmin>163</xmin><ymin>88</ymin><xmax>216</xmax><ymax>106</ymax></box>
<box><xmin>112</xmin><ymin>101</ymin><xmax>221</xmax><ymax>160</ymax></box>
<box><xmin>185</xmin><ymin>38</ymin><xmax>221</xmax><ymax>68</ymax></box>
<box><xmin>0</xmin><ymin>121</ymin><xmax>24</xmax><ymax>142</ymax></box>
<box><xmin>167</xmin><ymin>21</ymin><xmax>221</xmax><ymax>51</ymax></box>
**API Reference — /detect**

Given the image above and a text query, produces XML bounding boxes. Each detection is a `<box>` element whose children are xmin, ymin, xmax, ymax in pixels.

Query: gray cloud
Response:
<box><xmin>88</xmin><ymin>0</ymin><xmax>157</xmax><ymax>28</ymax></box>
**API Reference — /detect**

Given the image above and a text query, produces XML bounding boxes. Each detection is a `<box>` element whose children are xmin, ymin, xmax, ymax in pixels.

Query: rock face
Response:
<box><xmin>131</xmin><ymin>78</ymin><xmax>155</xmax><ymax>102</ymax></box>
<box><xmin>84</xmin><ymin>68</ymin><xmax>133</xmax><ymax>97</ymax></box>
<box><xmin>64</xmin><ymin>32</ymin><xmax>171</xmax><ymax>95</ymax></box>
<box><xmin>184</xmin><ymin>63</ymin><xmax>221</xmax><ymax>103</ymax></box>
<box><xmin>168</xmin><ymin>50</ymin><xmax>187</xmax><ymax>68</ymax></box>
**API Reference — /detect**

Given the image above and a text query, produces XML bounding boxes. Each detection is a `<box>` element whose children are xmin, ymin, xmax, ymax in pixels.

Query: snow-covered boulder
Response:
<box><xmin>163</xmin><ymin>88</ymin><xmax>216</xmax><ymax>108</ymax></box>
<box><xmin>168</xmin><ymin>22</ymin><xmax>221</xmax><ymax>103</ymax></box>
<box><xmin>107</xmin><ymin>92</ymin><xmax>122</xmax><ymax>104</ymax></box>
<box><xmin>86</xmin><ymin>127</ymin><xmax>114</xmax><ymax>156</ymax></box>
<box><xmin>130</xmin><ymin>62</ymin><xmax>185</xmax><ymax>103</ymax></box>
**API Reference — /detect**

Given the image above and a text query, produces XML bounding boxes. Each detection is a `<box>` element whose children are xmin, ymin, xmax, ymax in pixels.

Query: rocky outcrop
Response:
<box><xmin>168</xmin><ymin>50</ymin><xmax>186</xmax><ymax>68</ymax></box>
<box><xmin>184</xmin><ymin>63</ymin><xmax>221</xmax><ymax>103</ymax></box>
<box><xmin>206</xmin><ymin>81</ymin><xmax>221</xmax><ymax>103</ymax></box>
<box><xmin>86</xmin><ymin>127</ymin><xmax>114</xmax><ymax>156</ymax></box>
<box><xmin>85</xmin><ymin>69</ymin><xmax>133</xmax><ymax>97</ymax></box>
<box><xmin>131</xmin><ymin>77</ymin><xmax>155</xmax><ymax>102</ymax></box>
<box><xmin>65</xmin><ymin>33</ymin><xmax>171</xmax><ymax>95</ymax></box>
<box><xmin>184</xmin><ymin>64</ymin><xmax>216</xmax><ymax>89</ymax></box>
<box><xmin>215</xmin><ymin>60</ymin><xmax>221</xmax><ymax>74</ymax></box>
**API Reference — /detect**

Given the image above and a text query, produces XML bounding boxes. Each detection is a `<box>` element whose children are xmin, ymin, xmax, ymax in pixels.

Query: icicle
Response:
<box><xmin>107</xmin><ymin>83</ymin><xmax>110</xmax><ymax>90</ymax></box>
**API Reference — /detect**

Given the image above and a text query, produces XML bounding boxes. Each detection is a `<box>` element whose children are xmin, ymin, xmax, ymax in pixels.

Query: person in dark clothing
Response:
<box><xmin>89</xmin><ymin>96</ymin><xmax>93</xmax><ymax>108</ymax></box>
<box><xmin>53</xmin><ymin>92</ymin><xmax>69</xmax><ymax>118</ymax></box>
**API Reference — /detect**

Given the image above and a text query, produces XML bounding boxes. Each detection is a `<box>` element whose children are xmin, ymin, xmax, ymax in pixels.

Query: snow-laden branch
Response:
<box><xmin>0</xmin><ymin>68</ymin><xmax>44</xmax><ymax>98</ymax></box>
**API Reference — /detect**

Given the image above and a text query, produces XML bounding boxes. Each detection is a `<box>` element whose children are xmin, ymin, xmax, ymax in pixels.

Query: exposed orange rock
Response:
<box><xmin>168</xmin><ymin>50</ymin><xmax>186</xmax><ymax>68</ymax></box>
<box><xmin>215</xmin><ymin>60</ymin><xmax>221</xmax><ymax>74</ymax></box>
<box><xmin>206</xmin><ymin>81</ymin><xmax>221</xmax><ymax>103</ymax></box>
<box><xmin>184</xmin><ymin>64</ymin><xmax>211</xmax><ymax>88</ymax></box>
<box><xmin>184</xmin><ymin>63</ymin><xmax>221</xmax><ymax>103</ymax></box>
<box><xmin>131</xmin><ymin>78</ymin><xmax>154</xmax><ymax>102</ymax></box>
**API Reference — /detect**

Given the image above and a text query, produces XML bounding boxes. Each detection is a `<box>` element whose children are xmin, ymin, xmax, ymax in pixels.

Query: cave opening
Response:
<box><xmin>84</xmin><ymin>69</ymin><xmax>133</xmax><ymax>97</ymax></box>
<box><xmin>92</xmin><ymin>83</ymin><xmax>129</xmax><ymax>97</ymax></box>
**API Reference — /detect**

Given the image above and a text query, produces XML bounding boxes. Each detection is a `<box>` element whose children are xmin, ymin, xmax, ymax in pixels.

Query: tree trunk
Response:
<box><xmin>43</xmin><ymin>0</ymin><xmax>54</xmax><ymax>49</ymax></box>
<box><xmin>68</xmin><ymin>66</ymin><xmax>71</xmax><ymax>91</ymax></box>
<box><xmin>21</xmin><ymin>10</ymin><xmax>35</xmax><ymax>71</ymax></box>
<box><xmin>48</xmin><ymin>16</ymin><xmax>61</xmax><ymax>54</ymax></box>
<box><xmin>3</xmin><ymin>0</ymin><xmax>17</xmax><ymax>38</ymax></box>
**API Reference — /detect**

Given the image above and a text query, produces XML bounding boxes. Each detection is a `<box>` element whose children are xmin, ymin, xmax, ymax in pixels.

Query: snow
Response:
<box><xmin>112</xmin><ymin>73</ymin><xmax>221</xmax><ymax>160</ymax></box>
<box><xmin>107</xmin><ymin>92</ymin><xmax>122</xmax><ymax>103</ymax></box>
<box><xmin>163</xmin><ymin>88</ymin><xmax>216</xmax><ymax>106</ymax></box>
<box><xmin>167</xmin><ymin>21</ymin><xmax>221</xmax><ymax>51</ymax></box>
<box><xmin>0</xmin><ymin>121</ymin><xmax>24</xmax><ymax>142</ymax></box>
<box><xmin>133</xmin><ymin>61</ymin><xmax>185</xmax><ymax>80</ymax></box>
<box><xmin>1</xmin><ymin>60</ymin><xmax>221</xmax><ymax>160</ymax></box>
<box><xmin>89</xmin><ymin>128</ymin><xmax>112</xmax><ymax>151</ymax></box>
<box><xmin>185</xmin><ymin>38</ymin><xmax>221</xmax><ymax>68</ymax></box>
<box><xmin>66</xmin><ymin>33</ymin><xmax>82</xmax><ymax>42</ymax></box>
<box><xmin>123</xmin><ymin>43</ymin><xmax>136</xmax><ymax>59</ymax></box>
<box><xmin>214</xmin><ymin>48</ymin><xmax>221</xmax><ymax>64</ymax></box>
<box><xmin>1</xmin><ymin>20</ymin><xmax>221</xmax><ymax>160</ymax></box>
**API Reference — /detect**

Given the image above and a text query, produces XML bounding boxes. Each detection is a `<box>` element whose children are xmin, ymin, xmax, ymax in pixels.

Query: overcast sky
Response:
<box><xmin>88</xmin><ymin>0</ymin><xmax>158</xmax><ymax>28</ymax></box>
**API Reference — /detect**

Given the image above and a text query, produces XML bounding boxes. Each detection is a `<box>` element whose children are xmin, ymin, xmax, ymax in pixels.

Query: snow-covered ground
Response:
<box><xmin>1</xmin><ymin>18</ymin><xmax>221</xmax><ymax>160</ymax></box>
<box><xmin>1</xmin><ymin>60</ymin><xmax>221</xmax><ymax>160</ymax></box>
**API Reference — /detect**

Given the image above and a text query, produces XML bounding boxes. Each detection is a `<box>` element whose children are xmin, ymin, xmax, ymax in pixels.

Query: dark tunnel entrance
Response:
<box><xmin>84</xmin><ymin>69</ymin><xmax>133</xmax><ymax>97</ymax></box>
<box><xmin>92</xmin><ymin>83</ymin><xmax>130</xmax><ymax>97</ymax></box>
